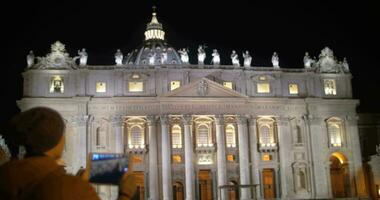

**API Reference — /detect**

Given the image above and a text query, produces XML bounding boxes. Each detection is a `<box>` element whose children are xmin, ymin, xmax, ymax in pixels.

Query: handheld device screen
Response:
<box><xmin>89</xmin><ymin>153</ymin><xmax>128</xmax><ymax>185</ymax></box>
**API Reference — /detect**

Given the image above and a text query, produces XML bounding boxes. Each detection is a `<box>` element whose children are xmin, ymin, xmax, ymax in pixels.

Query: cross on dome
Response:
<box><xmin>145</xmin><ymin>6</ymin><xmax>165</xmax><ymax>41</ymax></box>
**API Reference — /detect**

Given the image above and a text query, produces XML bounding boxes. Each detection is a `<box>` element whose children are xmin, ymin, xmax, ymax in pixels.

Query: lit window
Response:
<box><xmin>259</xmin><ymin>76</ymin><xmax>267</xmax><ymax>81</ymax></box>
<box><xmin>129</xmin><ymin>82</ymin><xmax>143</xmax><ymax>92</ymax></box>
<box><xmin>96</xmin><ymin>82</ymin><xmax>106</xmax><ymax>93</ymax></box>
<box><xmin>197</xmin><ymin>124</ymin><xmax>212</xmax><ymax>147</ymax></box>
<box><xmin>172</xmin><ymin>155</ymin><xmax>182</xmax><ymax>163</ymax></box>
<box><xmin>289</xmin><ymin>84</ymin><xmax>299</xmax><ymax>94</ymax></box>
<box><xmin>171</xmin><ymin>125</ymin><xmax>182</xmax><ymax>148</ymax></box>
<box><xmin>50</xmin><ymin>76</ymin><xmax>64</xmax><ymax>93</ymax></box>
<box><xmin>257</xmin><ymin>83</ymin><xmax>270</xmax><ymax>93</ymax></box>
<box><xmin>225</xmin><ymin>124</ymin><xmax>236</xmax><ymax>148</ymax></box>
<box><xmin>132</xmin><ymin>73</ymin><xmax>140</xmax><ymax>79</ymax></box>
<box><xmin>129</xmin><ymin>126</ymin><xmax>144</xmax><ymax>149</ymax></box>
<box><xmin>133</xmin><ymin>155</ymin><xmax>143</xmax><ymax>164</ymax></box>
<box><xmin>170</xmin><ymin>81</ymin><xmax>181</xmax><ymax>91</ymax></box>
<box><xmin>262</xmin><ymin>154</ymin><xmax>272</xmax><ymax>161</ymax></box>
<box><xmin>327</xmin><ymin>118</ymin><xmax>343</xmax><ymax>147</ymax></box>
<box><xmin>258</xmin><ymin>120</ymin><xmax>276</xmax><ymax>148</ymax></box>
<box><xmin>324</xmin><ymin>79</ymin><xmax>336</xmax><ymax>95</ymax></box>
<box><xmin>223</xmin><ymin>82</ymin><xmax>233</xmax><ymax>89</ymax></box>
<box><xmin>227</xmin><ymin>154</ymin><xmax>235</xmax><ymax>162</ymax></box>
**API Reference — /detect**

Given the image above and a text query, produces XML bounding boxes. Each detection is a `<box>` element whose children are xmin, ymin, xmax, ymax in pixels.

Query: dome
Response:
<box><xmin>125</xmin><ymin>9</ymin><xmax>182</xmax><ymax>66</ymax></box>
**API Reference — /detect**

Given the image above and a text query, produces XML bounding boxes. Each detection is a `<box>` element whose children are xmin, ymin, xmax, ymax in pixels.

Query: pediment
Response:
<box><xmin>161</xmin><ymin>78</ymin><xmax>247</xmax><ymax>98</ymax></box>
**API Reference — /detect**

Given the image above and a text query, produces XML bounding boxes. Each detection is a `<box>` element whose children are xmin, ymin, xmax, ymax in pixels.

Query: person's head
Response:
<box><xmin>2</xmin><ymin>107</ymin><xmax>65</xmax><ymax>159</ymax></box>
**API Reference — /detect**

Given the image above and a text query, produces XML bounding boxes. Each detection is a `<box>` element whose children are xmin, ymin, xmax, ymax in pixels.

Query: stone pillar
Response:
<box><xmin>248</xmin><ymin>116</ymin><xmax>261</xmax><ymax>199</ymax></box>
<box><xmin>237</xmin><ymin>115</ymin><xmax>252</xmax><ymax>199</ymax></box>
<box><xmin>160</xmin><ymin>115</ymin><xmax>172</xmax><ymax>200</ymax></box>
<box><xmin>215</xmin><ymin>115</ymin><xmax>227</xmax><ymax>200</ymax></box>
<box><xmin>182</xmin><ymin>115</ymin><xmax>195</xmax><ymax>200</ymax></box>
<box><xmin>147</xmin><ymin>116</ymin><xmax>159</xmax><ymax>200</ymax></box>
<box><xmin>346</xmin><ymin>116</ymin><xmax>368</xmax><ymax>198</ymax></box>
<box><xmin>67</xmin><ymin>115</ymin><xmax>88</xmax><ymax>174</ymax></box>
<box><xmin>308</xmin><ymin>116</ymin><xmax>330</xmax><ymax>198</ymax></box>
<box><xmin>276</xmin><ymin>117</ymin><xmax>292</xmax><ymax>198</ymax></box>
<box><xmin>111</xmin><ymin>115</ymin><xmax>124</xmax><ymax>153</ymax></box>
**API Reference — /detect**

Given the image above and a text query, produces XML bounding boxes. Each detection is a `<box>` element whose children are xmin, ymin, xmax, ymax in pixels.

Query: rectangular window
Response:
<box><xmin>227</xmin><ymin>154</ymin><xmax>235</xmax><ymax>162</ymax></box>
<box><xmin>128</xmin><ymin>81</ymin><xmax>143</xmax><ymax>92</ymax></box>
<box><xmin>50</xmin><ymin>76</ymin><xmax>64</xmax><ymax>93</ymax></box>
<box><xmin>172</xmin><ymin>155</ymin><xmax>182</xmax><ymax>163</ymax></box>
<box><xmin>262</xmin><ymin>154</ymin><xmax>272</xmax><ymax>161</ymax></box>
<box><xmin>223</xmin><ymin>81</ymin><xmax>233</xmax><ymax>89</ymax></box>
<box><xmin>96</xmin><ymin>82</ymin><xmax>106</xmax><ymax>93</ymax></box>
<box><xmin>324</xmin><ymin>79</ymin><xmax>336</xmax><ymax>95</ymax></box>
<box><xmin>257</xmin><ymin>83</ymin><xmax>270</xmax><ymax>93</ymax></box>
<box><xmin>132</xmin><ymin>155</ymin><xmax>143</xmax><ymax>164</ymax></box>
<box><xmin>289</xmin><ymin>84</ymin><xmax>299</xmax><ymax>94</ymax></box>
<box><xmin>170</xmin><ymin>81</ymin><xmax>181</xmax><ymax>91</ymax></box>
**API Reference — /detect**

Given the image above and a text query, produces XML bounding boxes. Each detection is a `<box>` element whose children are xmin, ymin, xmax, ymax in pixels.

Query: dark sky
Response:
<box><xmin>1</xmin><ymin>0</ymin><xmax>379</xmax><ymax>123</ymax></box>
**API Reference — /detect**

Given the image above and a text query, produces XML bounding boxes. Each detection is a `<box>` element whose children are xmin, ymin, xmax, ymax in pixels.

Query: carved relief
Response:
<box><xmin>197</xmin><ymin>80</ymin><xmax>208</xmax><ymax>96</ymax></box>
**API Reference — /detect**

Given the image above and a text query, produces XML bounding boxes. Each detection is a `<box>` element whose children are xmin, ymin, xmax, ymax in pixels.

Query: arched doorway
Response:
<box><xmin>330</xmin><ymin>152</ymin><xmax>350</xmax><ymax>198</ymax></box>
<box><xmin>173</xmin><ymin>181</ymin><xmax>184</xmax><ymax>200</ymax></box>
<box><xmin>228</xmin><ymin>181</ymin><xmax>239</xmax><ymax>200</ymax></box>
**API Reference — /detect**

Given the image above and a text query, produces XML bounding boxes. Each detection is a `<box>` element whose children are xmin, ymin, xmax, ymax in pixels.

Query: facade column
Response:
<box><xmin>308</xmin><ymin>116</ymin><xmax>330</xmax><ymax>198</ymax></box>
<box><xmin>111</xmin><ymin>115</ymin><xmax>124</xmax><ymax>153</ymax></box>
<box><xmin>248</xmin><ymin>116</ymin><xmax>261</xmax><ymax>199</ymax></box>
<box><xmin>276</xmin><ymin>117</ymin><xmax>292</xmax><ymax>198</ymax></box>
<box><xmin>346</xmin><ymin>115</ymin><xmax>368</xmax><ymax>198</ymax></box>
<box><xmin>215</xmin><ymin>115</ymin><xmax>227</xmax><ymax>200</ymax></box>
<box><xmin>237</xmin><ymin>115</ymin><xmax>252</xmax><ymax>199</ymax></box>
<box><xmin>182</xmin><ymin>115</ymin><xmax>195</xmax><ymax>200</ymax></box>
<box><xmin>147</xmin><ymin>116</ymin><xmax>159</xmax><ymax>200</ymax></box>
<box><xmin>160</xmin><ymin>115</ymin><xmax>172</xmax><ymax>200</ymax></box>
<box><xmin>66</xmin><ymin>115</ymin><xmax>88</xmax><ymax>174</ymax></box>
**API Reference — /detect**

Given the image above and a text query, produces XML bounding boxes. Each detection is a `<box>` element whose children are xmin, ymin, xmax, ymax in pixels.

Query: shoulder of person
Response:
<box><xmin>37</xmin><ymin>171</ymin><xmax>101</xmax><ymax>200</ymax></box>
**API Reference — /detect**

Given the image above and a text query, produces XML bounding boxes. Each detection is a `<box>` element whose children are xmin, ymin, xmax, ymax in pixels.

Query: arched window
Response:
<box><xmin>327</xmin><ymin>118</ymin><xmax>344</xmax><ymax>147</ymax></box>
<box><xmin>172</xmin><ymin>125</ymin><xmax>182</xmax><ymax>148</ymax></box>
<box><xmin>225</xmin><ymin>124</ymin><xmax>236</xmax><ymax>148</ymax></box>
<box><xmin>130</xmin><ymin>126</ymin><xmax>144</xmax><ymax>148</ymax></box>
<box><xmin>197</xmin><ymin>124</ymin><xmax>210</xmax><ymax>147</ymax></box>
<box><xmin>259</xmin><ymin>125</ymin><xmax>274</xmax><ymax>147</ymax></box>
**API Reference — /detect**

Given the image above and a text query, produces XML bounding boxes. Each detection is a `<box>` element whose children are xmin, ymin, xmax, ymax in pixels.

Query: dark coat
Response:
<box><xmin>0</xmin><ymin>156</ymin><xmax>100</xmax><ymax>200</ymax></box>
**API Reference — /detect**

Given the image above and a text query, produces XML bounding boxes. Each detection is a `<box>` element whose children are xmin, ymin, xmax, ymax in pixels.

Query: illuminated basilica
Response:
<box><xmin>17</xmin><ymin>10</ymin><xmax>368</xmax><ymax>200</ymax></box>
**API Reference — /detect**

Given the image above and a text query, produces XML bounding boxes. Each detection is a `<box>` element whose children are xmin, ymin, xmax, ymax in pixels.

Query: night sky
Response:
<box><xmin>2</xmin><ymin>0</ymin><xmax>379</xmax><ymax>123</ymax></box>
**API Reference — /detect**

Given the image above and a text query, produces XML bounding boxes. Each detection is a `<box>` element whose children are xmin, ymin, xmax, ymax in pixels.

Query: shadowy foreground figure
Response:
<box><xmin>0</xmin><ymin>107</ymin><xmax>137</xmax><ymax>200</ymax></box>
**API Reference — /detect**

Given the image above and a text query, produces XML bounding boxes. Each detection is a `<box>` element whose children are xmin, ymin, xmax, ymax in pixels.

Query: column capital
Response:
<box><xmin>236</xmin><ymin>115</ymin><xmax>248</xmax><ymax>125</ymax></box>
<box><xmin>182</xmin><ymin>115</ymin><xmax>193</xmax><ymax>125</ymax></box>
<box><xmin>275</xmin><ymin>116</ymin><xmax>290</xmax><ymax>126</ymax></box>
<box><xmin>345</xmin><ymin>115</ymin><xmax>359</xmax><ymax>124</ymax></box>
<box><xmin>248</xmin><ymin>116</ymin><xmax>257</xmax><ymax>125</ymax></box>
<box><xmin>160</xmin><ymin>115</ymin><xmax>169</xmax><ymax>125</ymax></box>
<box><xmin>110</xmin><ymin>115</ymin><xmax>124</xmax><ymax>125</ymax></box>
<box><xmin>146</xmin><ymin>115</ymin><xmax>157</xmax><ymax>126</ymax></box>
<box><xmin>214</xmin><ymin>115</ymin><xmax>224</xmax><ymax>125</ymax></box>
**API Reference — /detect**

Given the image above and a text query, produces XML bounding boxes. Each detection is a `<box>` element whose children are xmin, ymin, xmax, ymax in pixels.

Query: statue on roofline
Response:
<box><xmin>243</xmin><ymin>50</ymin><xmax>252</xmax><ymax>67</ymax></box>
<box><xmin>114</xmin><ymin>49</ymin><xmax>123</xmax><ymax>66</ymax></box>
<box><xmin>27</xmin><ymin>50</ymin><xmax>35</xmax><ymax>68</ymax></box>
<box><xmin>197</xmin><ymin>45</ymin><xmax>207</xmax><ymax>65</ymax></box>
<box><xmin>272</xmin><ymin>52</ymin><xmax>279</xmax><ymax>68</ymax></box>
<box><xmin>77</xmin><ymin>48</ymin><xmax>88</xmax><ymax>66</ymax></box>
<box><xmin>231</xmin><ymin>50</ymin><xmax>240</xmax><ymax>67</ymax></box>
